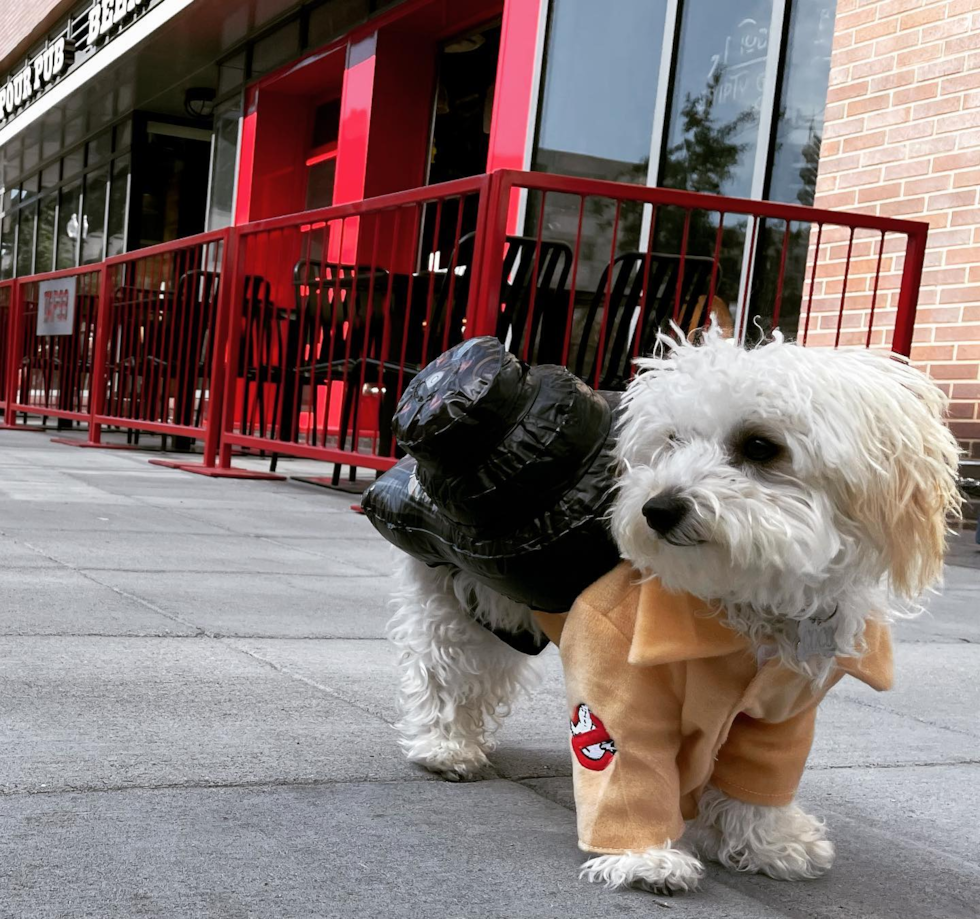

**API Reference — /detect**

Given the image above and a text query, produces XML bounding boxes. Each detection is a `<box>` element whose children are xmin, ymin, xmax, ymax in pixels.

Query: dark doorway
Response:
<box><xmin>129</xmin><ymin>116</ymin><xmax>211</xmax><ymax>250</ymax></box>
<box><xmin>427</xmin><ymin>22</ymin><xmax>501</xmax><ymax>185</ymax></box>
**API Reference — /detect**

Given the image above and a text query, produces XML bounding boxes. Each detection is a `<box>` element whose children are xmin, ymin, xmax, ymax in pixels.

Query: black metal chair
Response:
<box><xmin>573</xmin><ymin>252</ymin><xmax>722</xmax><ymax>390</ymax></box>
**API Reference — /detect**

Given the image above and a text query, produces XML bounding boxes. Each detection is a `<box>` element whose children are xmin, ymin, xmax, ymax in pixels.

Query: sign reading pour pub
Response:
<box><xmin>0</xmin><ymin>0</ymin><xmax>151</xmax><ymax>125</ymax></box>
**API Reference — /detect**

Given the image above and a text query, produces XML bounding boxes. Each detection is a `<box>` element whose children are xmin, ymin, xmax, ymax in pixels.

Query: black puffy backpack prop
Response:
<box><xmin>360</xmin><ymin>337</ymin><xmax>620</xmax><ymax>649</ymax></box>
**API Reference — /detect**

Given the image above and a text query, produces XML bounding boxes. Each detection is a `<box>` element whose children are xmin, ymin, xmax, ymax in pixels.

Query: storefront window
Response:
<box><xmin>307</xmin><ymin>0</ymin><xmax>369</xmax><ymax>48</ymax></box>
<box><xmin>0</xmin><ymin>206</ymin><xmax>14</xmax><ymax>280</ymax></box>
<box><xmin>82</xmin><ymin>168</ymin><xmax>109</xmax><ymax>264</ymax></box>
<box><xmin>16</xmin><ymin>204</ymin><xmax>37</xmax><ymax>276</ymax></box>
<box><xmin>56</xmin><ymin>181</ymin><xmax>81</xmax><ymax>270</ymax></box>
<box><xmin>532</xmin><ymin>0</ymin><xmax>668</xmax><ymax>288</ymax></box>
<box><xmin>107</xmin><ymin>156</ymin><xmax>130</xmax><ymax>257</ymax></box>
<box><xmin>251</xmin><ymin>19</ymin><xmax>302</xmax><ymax>77</ymax></box>
<box><xmin>36</xmin><ymin>193</ymin><xmax>58</xmax><ymax>273</ymax></box>
<box><xmin>207</xmin><ymin>99</ymin><xmax>242</xmax><ymax>231</ymax></box>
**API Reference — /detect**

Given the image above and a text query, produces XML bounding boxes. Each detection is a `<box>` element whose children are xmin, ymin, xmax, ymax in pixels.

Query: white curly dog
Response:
<box><xmin>386</xmin><ymin>327</ymin><xmax>960</xmax><ymax>893</ymax></box>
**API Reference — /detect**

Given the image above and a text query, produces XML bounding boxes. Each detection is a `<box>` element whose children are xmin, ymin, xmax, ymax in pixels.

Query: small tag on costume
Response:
<box><xmin>796</xmin><ymin>613</ymin><xmax>838</xmax><ymax>661</ymax></box>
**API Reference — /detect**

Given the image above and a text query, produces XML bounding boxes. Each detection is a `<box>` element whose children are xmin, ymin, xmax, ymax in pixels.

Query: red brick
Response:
<box><xmin>878</xmin><ymin>196</ymin><xmax>927</xmax><ymax>216</ymax></box>
<box><xmin>938</xmin><ymin>290</ymin><xmax>980</xmax><ymax>307</ymax></box>
<box><xmin>929</xmin><ymin>228</ymin><xmax>976</xmax><ymax>247</ymax></box>
<box><xmin>837</xmin><ymin>6</ymin><xmax>878</xmax><ymax>30</ymax></box>
<box><xmin>939</xmin><ymin>69</ymin><xmax>980</xmax><ymax>94</ymax></box>
<box><xmin>953</xmin><ymin>169</ymin><xmax>980</xmax><ymax>189</ymax></box>
<box><xmin>842</xmin><ymin>130</ymin><xmax>889</xmax><ymax>152</ymax></box>
<box><xmin>952</xmin><ymin>383</ymin><xmax>980</xmax><ymax>399</ymax></box>
<box><xmin>946</xmin><ymin>246</ymin><xmax>980</xmax><ymax>265</ymax></box>
<box><xmin>950</xmin><ymin>0</ymin><xmax>980</xmax><ymax>16</ymax></box>
<box><xmin>926</xmin><ymin>362</ymin><xmax>976</xmax><ymax>379</ymax></box>
<box><xmin>934</xmin><ymin>151</ymin><xmax>980</xmax><ymax>171</ymax></box>
<box><xmin>951</xmin><ymin>207</ymin><xmax>980</xmax><ymax>225</ymax></box>
<box><xmin>850</xmin><ymin>56</ymin><xmax>900</xmax><ymax>79</ymax></box>
<box><xmin>917</xmin><ymin>306</ymin><xmax>968</xmax><ymax>324</ymax></box>
<box><xmin>862</xmin><ymin>145</ymin><xmax>907</xmax><ymax>166</ymax></box>
<box><xmin>848</xmin><ymin>93</ymin><xmax>893</xmax><ymax>115</ymax></box>
<box><xmin>856</xmin><ymin>183</ymin><xmax>902</xmax><ymax>203</ymax></box>
<box><xmin>944</xmin><ymin>32</ymin><xmax>980</xmax><ymax>55</ymax></box>
<box><xmin>821</xmin><ymin>139</ymin><xmax>843</xmax><ymax>158</ymax></box>
<box><xmin>870</xmin><ymin>69</ymin><xmax>918</xmax><ymax>94</ymax></box>
<box><xmin>912</xmin><ymin>96</ymin><xmax>963</xmax><ymax>119</ymax></box>
<box><xmin>823</xmin><ymin>102</ymin><xmax>848</xmax><ymax>123</ymax></box>
<box><xmin>964</xmin><ymin>306</ymin><xmax>980</xmax><ymax>321</ymax></box>
<box><xmin>873</xmin><ymin>31</ymin><xmax>920</xmax><ymax>56</ymax></box>
<box><xmin>917</xmin><ymin>55</ymin><xmax>968</xmax><ymax>80</ymax></box>
<box><xmin>911</xmin><ymin>344</ymin><xmax>957</xmax><ymax>361</ymax></box>
<box><xmin>948</xmin><ymin>421</ymin><xmax>980</xmax><ymax>436</ymax></box>
<box><xmin>900</xmin><ymin>5</ymin><xmax>950</xmax><ymax>29</ymax></box>
<box><xmin>896</xmin><ymin>44</ymin><xmax>945</xmax><ymax>68</ymax></box>
<box><xmin>946</xmin><ymin>400</ymin><xmax>979</xmax><ymax>419</ymax></box>
<box><xmin>886</xmin><ymin>121</ymin><xmax>935</xmax><ymax>143</ymax></box>
<box><xmin>883</xmin><ymin>160</ymin><xmax>930</xmax><ymax>180</ymax></box>
<box><xmin>833</xmin><ymin>43</ymin><xmax>877</xmax><ymax>66</ymax></box>
<box><xmin>956</xmin><ymin>344</ymin><xmax>980</xmax><ymax>361</ymax></box>
<box><xmin>819</xmin><ymin>152</ymin><xmax>865</xmax><ymax>174</ymax></box>
<box><xmin>936</xmin><ymin>109</ymin><xmax>980</xmax><ymax>133</ymax></box>
<box><xmin>878</xmin><ymin>0</ymin><xmax>931</xmax><ymax>16</ymax></box>
<box><xmin>953</xmin><ymin>126</ymin><xmax>980</xmax><ymax>146</ymax></box>
<box><xmin>908</xmin><ymin>135</ymin><xmax>959</xmax><ymax>157</ymax></box>
<box><xmin>970</xmin><ymin>265</ymin><xmax>980</xmax><ymax>282</ymax></box>
<box><xmin>837</xmin><ymin>167</ymin><xmax>883</xmax><ymax>189</ymax></box>
<box><xmin>827</xmin><ymin>80</ymin><xmax>871</xmax><ymax>102</ymax></box>
<box><xmin>892</xmin><ymin>81</ymin><xmax>941</xmax><ymax>104</ymax></box>
<box><xmin>856</xmin><ymin>19</ymin><xmax>900</xmax><ymax>44</ymax></box>
<box><xmin>824</xmin><ymin>116</ymin><xmax>868</xmax><ymax>139</ymax></box>
<box><xmin>815</xmin><ymin>190</ymin><xmax>860</xmax><ymax>209</ymax></box>
<box><xmin>905</xmin><ymin>175</ymin><xmax>953</xmax><ymax>195</ymax></box>
<box><xmin>923</xmin><ymin>267</ymin><xmax>970</xmax><ymax>285</ymax></box>
<box><xmin>865</xmin><ymin>106</ymin><xmax>913</xmax><ymax>130</ymax></box>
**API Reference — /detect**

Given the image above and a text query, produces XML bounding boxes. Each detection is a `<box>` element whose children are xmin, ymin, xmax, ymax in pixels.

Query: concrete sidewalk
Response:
<box><xmin>0</xmin><ymin>431</ymin><xmax>977</xmax><ymax>919</ymax></box>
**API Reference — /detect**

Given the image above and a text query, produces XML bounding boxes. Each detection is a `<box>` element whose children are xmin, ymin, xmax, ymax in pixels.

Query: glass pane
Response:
<box><xmin>87</xmin><ymin>130</ymin><xmax>112</xmax><ymax>167</ymax></box>
<box><xmin>659</xmin><ymin>0</ymin><xmax>772</xmax><ymax>313</ymax></box>
<box><xmin>82</xmin><ymin>168</ymin><xmax>108</xmax><ymax>264</ymax></box>
<box><xmin>16</xmin><ymin>204</ymin><xmax>36</xmax><ymax>276</ymax></box>
<box><xmin>56</xmin><ymin>181</ymin><xmax>81</xmax><ymax>270</ymax></box>
<box><xmin>206</xmin><ymin>101</ymin><xmax>241</xmax><ymax>231</ymax></box>
<box><xmin>307</xmin><ymin>0</ymin><xmax>369</xmax><ymax>48</ymax></box>
<box><xmin>305</xmin><ymin>158</ymin><xmax>336</xmax><ymax>209</ymax></box>
<box><xmin>250</xmin><ymin>19</ymin><xmax>301</xmax><ymax>76</ymax></box>
<box><xmin>63</xmin><ymin>147</ymin><xmax>84</xmax><ymax>180</ymax></box>
<box><xmin>36</xmin><ymin>193</ymin><xmax>58</xmax><ymax>273</ymax></box>
<box><xmin>531</xmin><ymin>0</ymin><xmax>668</xmax><ymax>290</ymax></box>
<box><xmin>41</xmin><ymin>164</ymin><xmax>61</xmax><ymax>190</ymax></box>
<box><xmin>769</xmin><ymin>0</ymin><xmax>837</xmax><ymax>205</ymax></box>
<box><xmin>663</xmin><ymin>0</ymin><xmax>771</xmax><ymax>198</ymax></box>
<box><xmin>114</xmin><ymin>119</ymin><xmax>133</xmax><ymax>151</ymax></box>
<box><xmin>107</xmin><ymin>155</ymin><xmax>130</xmax><ymax>257</ymax></box>
<box><xmin>217</xmin><ymin>52</ymin><xmax>246</xmax><ymax>95</ymax></box>
<box><xmin>0</xmin><ymin>210</ymin><xmax>13</xmax><ymax>280</ymax></box>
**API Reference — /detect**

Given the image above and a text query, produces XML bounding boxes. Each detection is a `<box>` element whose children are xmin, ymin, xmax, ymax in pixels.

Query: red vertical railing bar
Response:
<box><xmin>801</xmin><ymin>222</ymin><xmax>823</xmax><ymax>346</ymax></box>
<box><xmin>893</xmin><ymin>226</ymin><xmax>927</xmax><ymax>358</ymax></box>
<box><xmin>199</xmin><ymin>228</ymin><xmax>235</xmax><ymax>467</ymax></box>
<box><xmin>834</xmin><ymin>227</ymin><xmax>856</xmax><ymax>349</ymax></box>
<box><xmin>420</xmin><ymin>201</ymin><xmax>444</xmax><ymax>364</ymax></box>
<box><xmin>771</xmin><ymin>219</ymin><xmax>792</xmax><ymax>330</ymax></box>
<box><xmin>395</xmin><ymin>204</ymin><xmax>420</xmax><ymax>418</ymax></box>
<box><xmin>866</xmin><ymin>230</ymin><xmax>886</xmax><ymax>349</ymax></box>
<box><xmin>521</xmin><ymin>191</ymin><xmax>547</xmax><ymax>362</ymax></box>
<box><xmin>352</xmin><ymin>213</ymin><xmax>383</xmax><ymax>456</ymax></box>
<box><xmin>673</xmin><ymin>209</ymin><xmax>692</xmax><ymax>323</ymax></box>
<box><xmin>441</xmin><ymin>198</ymin><xmax>467</xmax><ymax>354</ymax></box>
<box><xmin>87</xmin><ymin>267</ymin><xmax>113</xmax><ymax>444</ymax></box>
<box><xmin>377</xmin><ymin>207</ymin><xmax>402</xmax><ymax>457</ymax></box>
<box><xmin>594</xmin><ymin>199</ymin><xmax>622</xmax><ymax>388</ymax></box>
<box><xmin>560</xmin><ymin>195</ymin><xmax>587</xmax><ymax>367</ymax></box>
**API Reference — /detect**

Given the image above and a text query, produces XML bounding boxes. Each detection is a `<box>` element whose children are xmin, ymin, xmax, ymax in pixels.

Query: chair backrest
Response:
<box><xmin>495</xmin><ymin>235</ymin><xmax>573</xmax><ymax>364</ymax></box>
<box><xmin>573</xmin><ymin>252</ymin><xmax>718</xmax><ymax>390</ymax></box>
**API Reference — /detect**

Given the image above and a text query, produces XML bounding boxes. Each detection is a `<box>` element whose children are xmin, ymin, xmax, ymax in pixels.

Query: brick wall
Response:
<box><xmin>0</xmin><ymin>0</ymin><xmax>75</xmax><ymax>75</ymax></box>
<box><xmin>814</xmin><ymin>0</ymin><xmax>980</xmax><ymax>460</ymax></box>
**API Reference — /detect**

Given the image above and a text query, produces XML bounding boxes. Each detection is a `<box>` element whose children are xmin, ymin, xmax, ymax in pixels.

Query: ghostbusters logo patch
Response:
<box><xmin>569</xmin><ymin>703</ymin><xmax>616</xmax><ymax>771</ymax></box>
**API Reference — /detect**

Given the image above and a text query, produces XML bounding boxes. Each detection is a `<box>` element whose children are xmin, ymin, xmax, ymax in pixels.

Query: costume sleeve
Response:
<box><xmin>559</xmin><ymin>601</ymin><xmax>686</xmax><ymax>854</ymax></box>
<box><xmin>709</xmin><ymin>705</ymin><xmax>818</xmax><ymax>807</ymax></box>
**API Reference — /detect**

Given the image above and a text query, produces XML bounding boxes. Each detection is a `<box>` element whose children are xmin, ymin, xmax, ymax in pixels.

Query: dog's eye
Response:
<box><xmin>739</xmin><ymin>435</ymin><xmax>781</xmax><ymax>464</ymax></box>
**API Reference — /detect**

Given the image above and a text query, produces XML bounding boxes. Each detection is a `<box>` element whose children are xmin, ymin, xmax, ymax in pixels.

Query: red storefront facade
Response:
<box><xmin>0</xmin><ymin>0</ymin><xmax>972</xmax><ymax>496</ymax></box>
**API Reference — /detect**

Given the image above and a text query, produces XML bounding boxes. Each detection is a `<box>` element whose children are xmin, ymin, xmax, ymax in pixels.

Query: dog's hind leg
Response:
<box><xmin>387</xmin><ymin>556</ymin><xmax>541</xmax><ymax>780</ymax></box>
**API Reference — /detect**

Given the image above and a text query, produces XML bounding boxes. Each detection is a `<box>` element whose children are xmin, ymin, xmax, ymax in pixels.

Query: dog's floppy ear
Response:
<box><xmin>836</xmin><ymin>351</ymin><xmax>961</xmax><ymax>598</ymax></box>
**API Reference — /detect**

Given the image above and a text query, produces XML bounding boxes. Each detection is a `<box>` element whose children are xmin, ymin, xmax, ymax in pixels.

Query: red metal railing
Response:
<box><xmin>88</xmin><ymin>230</ymin><xmax>232</xmax><ymax>463</ymax></box>
<box><xmin>4</xmin><ymin>265</ymin><xmax>102</xmax><ymax>427</ymax></box>
<box><xmin>0</xmin><ymin>280</ymin><xmax>12</xmax><ymax>417</ymax></box>
<box><xmin>0</xmin><ymin>169</ymin><xmax>929</xmax><ymax>480</ymax></box>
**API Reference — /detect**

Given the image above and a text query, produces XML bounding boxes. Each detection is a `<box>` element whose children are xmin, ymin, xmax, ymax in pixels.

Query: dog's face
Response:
<box><xmin>611</xmin><ymin>329</ymin><xmax>960</xmax><ymax>619</ymax></box>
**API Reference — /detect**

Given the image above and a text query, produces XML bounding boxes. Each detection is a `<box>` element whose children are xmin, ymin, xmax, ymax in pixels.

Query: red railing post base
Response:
<box><xmin>148</xmin><ymin>459</ymin><xmax>286</xmax><ymax>479</ymax></box>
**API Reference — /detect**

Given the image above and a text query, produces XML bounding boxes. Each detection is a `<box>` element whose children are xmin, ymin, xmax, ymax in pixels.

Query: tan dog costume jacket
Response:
<box><xmin>534</xmin><ymin>563</ymin><xmax>893</xmax><ymax>855</ymax></box>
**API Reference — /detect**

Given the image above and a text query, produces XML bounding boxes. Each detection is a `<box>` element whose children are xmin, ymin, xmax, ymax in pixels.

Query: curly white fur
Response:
<box><xmin>386</xmin><ymin>555</ymin><xmax>541</xmax><ymax>780</ymax></box>
<box><xmin>692</xmin><ymin>786</ymin><xmax>835</xmax><ymax>880</ymax></box>
<box><xmin>612</xmin><ymin>325</ymin><xmax>961</xmax><ymax>682</ymax></box>
<box><xmin>388</xmin><ymin>324</ymin><xmax>961</xmax><ymax>894</ymax></box>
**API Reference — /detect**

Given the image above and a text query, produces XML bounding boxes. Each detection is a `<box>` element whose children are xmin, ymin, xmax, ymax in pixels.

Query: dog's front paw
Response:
<box><xmin>401</xmin><ymin>734</ymin><xmax>492</xmax><ymax>782</ymax></box>
<box><xmin>695</xmin><ymin>787</ymin><xmax>835</xmax><ymax>880</ymax></box>
<box><xmin>579</xmin><ymin>846</ymin><xmax>704</xmax><ymax>893</ymax></box>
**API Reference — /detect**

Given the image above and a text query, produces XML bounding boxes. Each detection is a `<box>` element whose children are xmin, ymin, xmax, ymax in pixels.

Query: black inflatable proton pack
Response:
<box><xmin>360</xmin><ymin>336</ymin><xmax>621</xmax><ymax>639</ymax></box>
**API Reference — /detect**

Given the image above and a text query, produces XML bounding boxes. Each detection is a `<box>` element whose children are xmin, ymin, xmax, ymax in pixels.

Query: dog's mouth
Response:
<box><xmin>662</xmin><ymin>533</ymin><xmax>707</xmax><ymax>548</ymax></box>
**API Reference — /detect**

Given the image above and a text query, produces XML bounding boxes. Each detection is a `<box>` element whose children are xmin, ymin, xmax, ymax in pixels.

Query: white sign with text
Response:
<box><xmin>37</xmin><ymin>277</ymin><xmax>77</xmax><ymax>336</ymax></box>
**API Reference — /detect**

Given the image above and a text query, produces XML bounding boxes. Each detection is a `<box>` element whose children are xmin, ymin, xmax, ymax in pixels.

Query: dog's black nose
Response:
<box><xmin>642</xmin><ymin>494</ymin><xmax>691</xmax><ymax>536</ymax></box>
